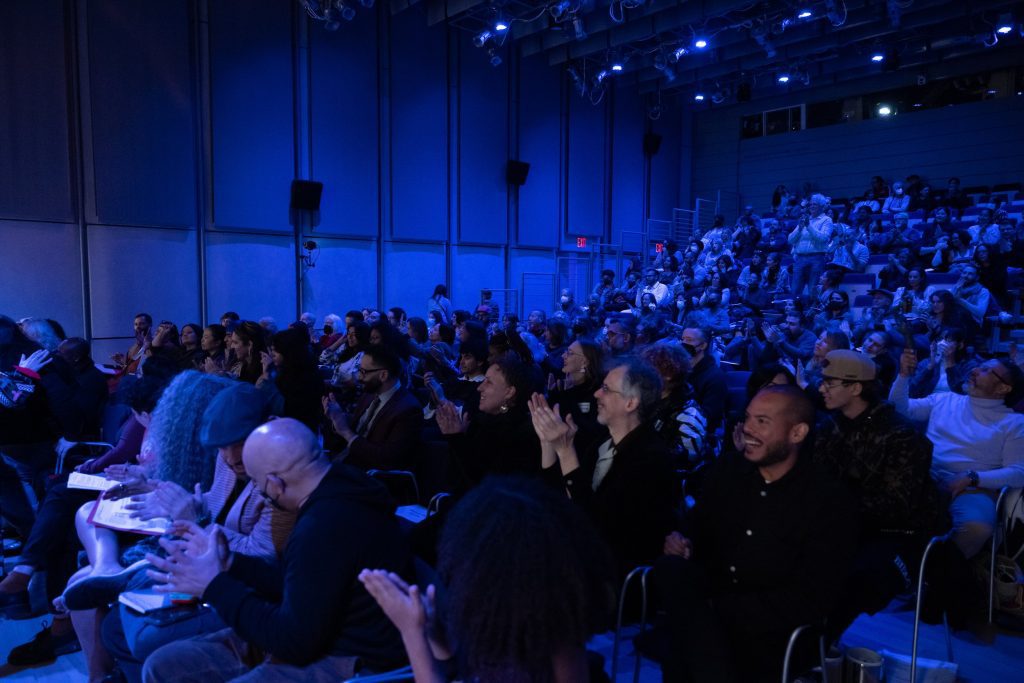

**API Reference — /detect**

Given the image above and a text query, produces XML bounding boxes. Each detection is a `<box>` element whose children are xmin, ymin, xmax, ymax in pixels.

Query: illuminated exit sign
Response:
<box><xmin>576</xmin><ymin>236</ymin><xmax>587</xmax><ymax>248</ymax></box>
<box><xmin>655</xmin><ymin>242</ymin><xmax>663</xmax><ymax>252</ymax></box>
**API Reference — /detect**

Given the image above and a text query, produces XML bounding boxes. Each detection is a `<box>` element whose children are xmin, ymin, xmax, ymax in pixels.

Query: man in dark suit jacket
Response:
<box><xmin>324</xmin><ymin>346</ymin><xmax>423</xmax><ymax>471</ymax></box>
<box><xmin>532</xmin><ymin>357</ymin><xmax>676</xmax><ymax>577</ymax></box>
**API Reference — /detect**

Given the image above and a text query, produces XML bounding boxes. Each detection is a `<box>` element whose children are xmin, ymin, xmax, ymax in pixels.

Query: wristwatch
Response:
<box><xmin>965</xmin><ymin>470</ymin><xmax>980</xmax><ymax>488</ymax></box>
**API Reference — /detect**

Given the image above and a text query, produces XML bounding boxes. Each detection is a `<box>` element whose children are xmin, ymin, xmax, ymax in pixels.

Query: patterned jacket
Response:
<box><xmin>814</xmin><ymin>401</ymin><xmax>943</xmax><ymax>535</ymax></box>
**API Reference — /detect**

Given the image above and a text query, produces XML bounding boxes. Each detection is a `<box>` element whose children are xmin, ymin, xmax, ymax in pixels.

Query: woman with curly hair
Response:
<box><xmin>64</xmin><ymin>370</ymin><xmax>234</xmax><ymax>680</ymax></box>
<box><xmin>361</xmin><ymin>476</ymin><xmax>615</xmax><ymax>683</ymax></box>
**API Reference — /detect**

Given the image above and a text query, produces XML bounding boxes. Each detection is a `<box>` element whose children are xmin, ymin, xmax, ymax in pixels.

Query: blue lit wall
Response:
<box><xmin>0</xmin><ymin>0</ymin><xmax>683</xmax><ymax>358</ymax></box>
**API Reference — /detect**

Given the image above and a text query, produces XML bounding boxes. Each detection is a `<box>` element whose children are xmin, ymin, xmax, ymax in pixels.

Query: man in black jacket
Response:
<box><xmin>531</xmin><ymin>357</ymin><xmax>676</xmax><ymax>577</ymax></box>
<box><xmin>654</xmin><ymin>385</ymin><xmax>858</xmax><ymax>683</ymax></box>
<box><xmin>142</xmin><ymin>418</ymin><xmax>410</xmax><ymax>681</ymax></box>
<box><xmin>681</xmin><ymin>326</ymin><xmax>727</xmax><ymax>433</ymax></box>
<box><xmin>815</xmin><ymin>349</ymin><xmax>942</xmax><ymax>634</ymax></box>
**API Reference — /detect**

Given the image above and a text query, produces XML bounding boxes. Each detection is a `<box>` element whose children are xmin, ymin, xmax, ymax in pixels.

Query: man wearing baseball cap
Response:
<box><xmin>814</xmin><ymin>349</ymin><xmax>943</xmax><ymax>636</ymax></box>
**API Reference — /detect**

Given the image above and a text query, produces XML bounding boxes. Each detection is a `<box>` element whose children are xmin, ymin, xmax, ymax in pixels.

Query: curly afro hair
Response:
<box><xmin>437</xmin><ymin>476</ymin><xmax>615</xmax><ymax>682</ymax></box>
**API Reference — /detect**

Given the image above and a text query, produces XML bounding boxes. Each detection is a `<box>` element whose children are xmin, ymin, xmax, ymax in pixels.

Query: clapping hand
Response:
<box><xmin>359</xmin><ymin>569</ymin><xmax>433</xmax><ymax>637</ymax></box>
<box><xmin>126</xmin><ymin>482</ymin><xmax>201</xmax><ymax>521</ymax></box>
<box><xmin>435</xmin><ymin>400</ymin><xmax>469</xmax><ymax>435</ymax></box>
<box><xmin>663</xmin><ymin>531</ymin><xmax>693</xmax><ymax>559</ymax></box>
<box><xmin>17</xmin><ymin>350</ymin><xmax>52</xmax><ymax>374</ymax></box>
<box><xmin>527</xmin><ymin>393</ymin><xmax>577</xmax><ymax>451</ymax></box>
<box><xmin>146</xmin><ymin>524</ymin><xmax>230</xmax><ymax>597</ymax></box>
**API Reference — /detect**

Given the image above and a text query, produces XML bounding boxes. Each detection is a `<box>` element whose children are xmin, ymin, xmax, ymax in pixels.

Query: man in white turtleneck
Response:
<box><xmin>890</xmin><ymin>353</ymin><xmax>1024</xmax><ymax>558</ymax></box>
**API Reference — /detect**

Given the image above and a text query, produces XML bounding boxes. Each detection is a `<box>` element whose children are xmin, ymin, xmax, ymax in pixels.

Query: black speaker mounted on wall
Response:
<box><xmin>506</xmin><ymin>160</ymin><xmax>530</xmax><ymax>186</ymax></box>
<box><xmin>290</xmin><ymin>179</ymin><xmax>323</xmax><ymax>228</ymax></box>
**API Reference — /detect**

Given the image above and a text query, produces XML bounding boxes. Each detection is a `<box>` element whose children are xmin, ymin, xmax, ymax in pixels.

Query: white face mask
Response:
<box><xmin>648</xmin><ymin>303</ymin><xmax>657</xmax><ymax>311</ymax></box>
<box><xmin>895</xmin><ymin>188</ymin><xmax>904</xmax><ymax>194</ymax></box>
<box><xmin>560</xmin><ymin>296</ymin><xmax>569</xmax><ymax>304</ymax></box>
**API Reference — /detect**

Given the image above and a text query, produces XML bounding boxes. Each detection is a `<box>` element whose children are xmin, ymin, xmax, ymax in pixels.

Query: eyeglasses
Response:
<box><xmin>600</xmin><ymin>383</ymin><xmax>625</xmax><ymax>396</ymax></box>
<box><xmin>357</xmin><ymin>367</ymin><xmax>386</xmax><ymax>377</ymax></box>
<box><xmin>984</xmin><ymin>365</ymin><xmax>1012</xmax><ymax>387</ymax></box>
<box><xmin>821</xmin><ymin>377</ymin><xmax>855</xmax><ymax>389</ymax></box>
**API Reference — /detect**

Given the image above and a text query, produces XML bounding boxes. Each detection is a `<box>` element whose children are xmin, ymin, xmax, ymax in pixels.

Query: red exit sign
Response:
<box><xmin>576</xmin><ymin>236</ymin><xmax>587</xmax><ymax>248</ymax></box>
<box><xmin>655</xmin><ymin>242</ymin><xmax>663</xmax><ymax>252</ymax></box>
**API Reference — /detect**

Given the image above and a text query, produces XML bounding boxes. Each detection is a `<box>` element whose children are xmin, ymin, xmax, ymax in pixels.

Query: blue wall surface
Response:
<box><xmin>691</xmin><ymin>91</ymin><xmax>1024</xmax><ymax>212</ymax></box>
<box><xmin>0</xmin><ymin>0</ymin><xmax>682</xmax><ymax>356</ymax></box>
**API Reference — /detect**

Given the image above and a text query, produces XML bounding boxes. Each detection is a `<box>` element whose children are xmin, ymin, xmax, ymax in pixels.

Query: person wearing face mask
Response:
<box><xmin>882</xmin><ymin>181</ymin><xmax>911</xmax><ymax>213</ymax></box>
<box><xmin>812</xmin><ymin>291</ymin><xmax>853</xmax><ymax>334</ymax></box>
<box><xmin>680</xmin><ymin>327</ymin><xmax>727</xmax><ymax>434</ymax></box>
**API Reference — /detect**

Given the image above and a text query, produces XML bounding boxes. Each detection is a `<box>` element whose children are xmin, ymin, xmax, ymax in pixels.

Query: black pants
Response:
<box><xmin>20</xmin><ymin>476</ymin><xmax>93</xmax><ymax>603</ymax></box>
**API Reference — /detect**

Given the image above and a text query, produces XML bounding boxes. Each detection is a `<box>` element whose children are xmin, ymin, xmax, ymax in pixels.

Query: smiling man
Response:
<box><xmin>653</xmin><ymin>385</ymin><xmax>857</xmax><ymax>683</ymax></box>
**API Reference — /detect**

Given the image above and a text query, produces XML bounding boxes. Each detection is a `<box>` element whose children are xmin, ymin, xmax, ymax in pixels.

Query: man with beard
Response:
<box><xmin>653</xmin><ymin>385</ymin><xmax>857</xmax><ymax>683</ymax></box>
<box><xmin>323</xmin><ymin>346</ymin><xmax>422</xmax><ymax>470</ymax></box>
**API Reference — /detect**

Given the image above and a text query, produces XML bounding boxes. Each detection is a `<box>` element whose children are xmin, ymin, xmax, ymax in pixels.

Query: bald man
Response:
<box><xmin>143</xmin><ymin>418</ymin><xmax>411</xmax><ymax>681</ymax></box>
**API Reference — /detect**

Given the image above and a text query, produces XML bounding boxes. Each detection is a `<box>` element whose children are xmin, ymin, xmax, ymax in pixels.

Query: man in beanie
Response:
<box><xmin>814</xmin><ymin>349</ymin><xmax>942</xmax><ymax>635</ymax></box>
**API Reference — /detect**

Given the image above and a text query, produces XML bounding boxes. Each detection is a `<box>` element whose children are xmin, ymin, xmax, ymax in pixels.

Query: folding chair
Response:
<box><xmin>610</xmin><ymin>565</ymin><xmax>653</xmax><ymax>683</ymax></box>
<box><xmin>781</xmin><ymin>623</ymin><xmax>830</xmax><ymax>683</ymax></box>
<box><xmin>989</xmin><ymin>486</ymin><xmax>1023</xmax><ymax>623</ymax></box>
<box><xmin>911</xmin><ymin>533</ymin><xmax>955</xmax><ymax>683</ymax></box>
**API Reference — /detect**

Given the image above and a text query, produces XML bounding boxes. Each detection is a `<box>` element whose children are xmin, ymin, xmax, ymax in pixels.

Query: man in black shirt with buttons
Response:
<box><xmin>655</xmin><ymin>385</ymin><xmax>858</xmax><ymax>683</ymax></box>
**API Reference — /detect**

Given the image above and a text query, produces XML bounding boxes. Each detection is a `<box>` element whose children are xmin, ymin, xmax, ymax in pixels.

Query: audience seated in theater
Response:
<box><xmin>940</xmin><ymin>177</ymin><xmax>971</xmax><ymax>216</ymax></box>
<box><xmin>881</xmin><ymin>180</ymin><xmax>911</xmax><ymax>213</ymax></box>
<box><xmin>602</xmin><ymin>314</ymin><xmax>637</xmax><ymax>357</ymax></box>
<box><xmin>814</xmin><ymin>350</ymin><xmax>943</xmax><ymax>636</ymax></box>
<box><xmin>111</xmin><ymin>313</ymin><xmax>153</xmax><ymax>376</ymax></box>
<box><xmin>760</xmin><ymin>312</ymin><xmax>818</xmax><ymax>366</ymax></box>
<box><xmin>361</xmin><ymin>476</ymin><xmax>615</xmax><ymax>683</ymax></box>
<box><xmin>876</xmin><ymin>248</ymin><xmax>912</xmax><ymax>292</ymax></box>
<box><xmin>930</xmin><ymin>229</ymin><xmax>975</xmax><ymax>273</ymax></box>
<box><xmin>892</xmin><ymin>267</ymin><xmax>935</xmax><ymax>318</ymax></box>
<box><xmin>200</xmin><ymin>324</ymin><xmax>228</xmax><ymax>374</ymax></box>
<box><xmin>950</xmin><ymin>263</ymin><xmax>993</xmax><ymax>329</ymax></box>
<box><xmin>141</xmin><ymin>418</ymin><xmax>410</xmax><ymax>680</ymax></box>
<box><xmin>812</xmin><ymin>291</ymin><xmax>854</xmax><ymax>334</ymax></box>
<box><xmin>96</xmin><ymin>382</ymin><xmax>296</xmax><ymax>683</ymax></box>
<box><xmin>973</xmin><ymin>245</ymin><xmax>1008</xmax><ymax>308</ymax></box>
<box><xmin>1</xmin><ymin>359</ymin><xmax>180</xmax><ymax>666</ymax></box>
<box><xmin>909</xmin><ymin>181</ymin><xmax>936</xmax><ymax>213</ymax></box>
<box><xmin>226</xmin><ymin>321</ymin><xmax>267</xmax><ymax>385</ymax></box>
<box><xmin>681</xmin><ymin>326</ymin><xmax>728</xmax><ymax>433</ymax></box>
<box><xmin>548</xmin><ymin>338</ymin><xmax>606</xmax><ymax>447</ymax></box>
<box><xmin>324</xmin><ymin>346</ymin><xmax>422</xmax><ymax>471</ymax></box>
<box><xmin>968</xmin><ymin>207</ymin><xmax>1001</xmax><ymax>248</ymax></box>
<box><xmin>62</xmin><ymin>370</ymin><xmax>233</xmax><ymax>680</ymax></box>
<box><xmin>852</xmin><ymin>289</ymin><xmax>897</xmax><ymax>344</ymax></box>
<box><xmin>685</xmin><ymin>290</ymin><xmax>730</xmax><ymax>336</ymax></box>
<box><xmin>256</xmin><ymin>327</ymin><xmax>324</xmax><ymax>433</ymax></box>
<box><xmin>639</xmin><ymin>345</ymin><xmax>708</xmax><ymax>468</ymax></box>
<box><xmin>435</xmin><ymin>356</ymin><xmax>541</xmax><ymax>493</ymax></box>
<box><xmin>827</xmin><ymin>223</ymin><xmax>870</xmax><ymax>273</ymax></box>
<box><xmin>909</xmin><ymin>327</ymin><xmax>980</xmax><ymax>398</ymax></box>
<box><xmin>530</xmin><ymin>357</ymin><xmax>676</xmax><ymax>576</ymax></box>
<box><xmin>655</xmin><ymin>385</ymin><xmax>858</xmax><ymax>683</ymax></box>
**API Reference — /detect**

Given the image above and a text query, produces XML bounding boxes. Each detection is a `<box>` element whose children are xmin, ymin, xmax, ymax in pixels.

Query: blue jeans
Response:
<box><xmin>789</xmin><ymin>253</ymin><xmax>826</xmax><ymax>303</ymax></box>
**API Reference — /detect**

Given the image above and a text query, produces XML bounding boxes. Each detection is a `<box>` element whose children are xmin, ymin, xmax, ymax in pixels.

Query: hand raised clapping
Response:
<box><xmin>527</xmin><ymin>393</ymin><xmax>577</xmax><ymax>451</ymax></box>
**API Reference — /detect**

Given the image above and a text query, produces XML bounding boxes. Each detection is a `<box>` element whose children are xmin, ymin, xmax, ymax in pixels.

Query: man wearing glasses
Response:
<box><xmin>891</xmin><ymin>354</ymin><xmax>1024</xmax><ymax>561</ymax></box>
<box><xmin>323</xmin><ymin>347</ymin><xmax>422</xmax><ymax>470</ymax></box>
<box><xmin>814</xmin><ymin>350</ymin><xmax>942</xmax><ymax>635</ymax></box>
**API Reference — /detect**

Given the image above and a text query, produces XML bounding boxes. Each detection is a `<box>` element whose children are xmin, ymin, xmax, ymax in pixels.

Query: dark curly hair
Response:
<box><xmin>437</xmin><ymin>476</ymin><xmax>615</xmax><ymax>682</ymax></box>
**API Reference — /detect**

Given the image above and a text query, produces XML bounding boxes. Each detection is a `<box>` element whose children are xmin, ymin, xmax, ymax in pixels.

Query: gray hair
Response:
<box><xmin>809</xmin><ymin>193</ymin><xmax>829</xmax><ymax>207</ymax></box>
<box><xmin>607</xmin><ymin>356</ymin><xmax>662</xmax><ymax>422</ymax></box>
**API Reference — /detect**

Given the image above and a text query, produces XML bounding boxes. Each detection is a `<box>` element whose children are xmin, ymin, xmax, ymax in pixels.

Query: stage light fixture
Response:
<box><xmin>550</xmin><ymin>0</ymin><xmax>572</xmax><ymax>20</ymax></box>
<box><xmin>996</xmin><ymin>13</ymin><xmax>1013</xmax><ymax>33</ymax></box>
<box><xmin>567</xmin><ymin>64</ymin><xmax>587</xmax><ymax>97</ymax></box>
<box><xmin>694</xmin><ymin>93</ymin><xmax>705</xmax><ymax>102</ymax></box>
<box><xmin>337</xmin><ymin>1</ymin><xmax>355</xmax><ymax>20</ymax></box>
<box><xmin>488</xmin><ymin>48</ymin><xmax>502</xmax><ymax>67</ymax></box>
<box><xmin>494</xmin><ymin>14</ymin><xmax>509</xmax><ymax>32</ymax></box>
<box><xmin>752</xmin><ymin>25</ymin><xmax>777</xmax><ymax>58</ymax></box>
<box><xmin>671</xmin><ymin>46</ymin><xmax>689</xmax><ymax>62</ymax></box>
<box><xmin>694</xmin><ymin>37</ymin><xmax>708</xmax><ymax>49</ymax></box>
<box><xmin>871</xmin><ymin>53</ymin><xmax>884</xmax><ymax>62</ymax></box>
<box><xmin>572</xmin><ymin>16</ymin><xmax>587</xmax><ymax>40</ymax></box>
<box><xmin>877</xmin><ymin>105</ymin><xmax>893</xmax><ymax>116</ymax></box>
<box><xmin>777</xmin><ymin>74</ymin><xmax>790</xmax><ymax>84</ymax></box>
<box><xmin>797</xmin><ymin>8</ymin><xmax>813</xmax><ymax>19</ymax></box>
<box><xmin>474</xmin><ymin>30</ymin><xmax>493</xmax><ymax>47</ymax></box>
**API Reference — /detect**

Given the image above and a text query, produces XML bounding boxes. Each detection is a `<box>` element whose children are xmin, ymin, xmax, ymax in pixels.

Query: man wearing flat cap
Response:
<box><xmin>813</xmin><ymin>350</ymin><xmax>943</xmax><ymax>636</ymax></box>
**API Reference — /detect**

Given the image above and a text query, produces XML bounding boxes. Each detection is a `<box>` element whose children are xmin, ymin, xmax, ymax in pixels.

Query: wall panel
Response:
<box><xmin>209</xmin><ymin>0</ymin><xmax>294</xmax><ymax>231</ymax></box>
<box><xmin>302</xmin><ymin>238</ymin><xmax>377</xmax><ymax>319</ymax></box>
<box><xmin>87</xmin><ymin>226</ymin><xmax>199</xmax><ymax>337</ymax></box>
<box><xmin>649</xmin><ymin>107</ymin><xmax>682</xmax><ymax>219</ymax></box>
<box><xmin>309</xmin><ymin>14</ymin><xmax>380</xmax><ymax>237</ymax></box>
<box><xmin>510</xmin><ymin>248</ymin><xmax>556</xmax><ymax>317</ymax></box>
<box><xmin>451</xmin><ymin>245</ymin><xmax>505</xmax><ymax>312</ymax></box>
<box><xmin>611</xmin><ymin>88</ymin><xmax>645</xmax><ymax>243</ymax></box>
<box><xmin>566</xmin><ymin>92</ymin><xmax>607</xmax><ymax>237</ymax></box>
<box><xmin>516</xmin><ymin>55</ymin><xmax>562</xmax><ymax>248</ymax></box>
<box><xmin>382</xmin><ymin>242</ymin><xmax>445</xmax><ymax>317</ymax></box>
<box><xmin>0</xmin><ymin>221</ymin><xmax>84</xmax><ymax>334</ymax></box>
<box><xmin>390</xmin><ymin>9</ymin><xmax>448</xmax><ymax>241</ymax></box>
<box><xmin>0</xmin><ymin>0</ymin><xmax>73</xmax><ymax>223</ymax></box>
<box><xmin>88</xmin><ymin>0</ymin><xmax>196</xmax><ymax>227</ymax></box>
<box><xmin>205</xmin><ymin>232</ymin><xmax>295</xmax><ymax>324</ymax></box>
<box><xmin>457</xmin><ymin>35</ymin><xmax>509</xmax><ymax>245</ymax></box>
